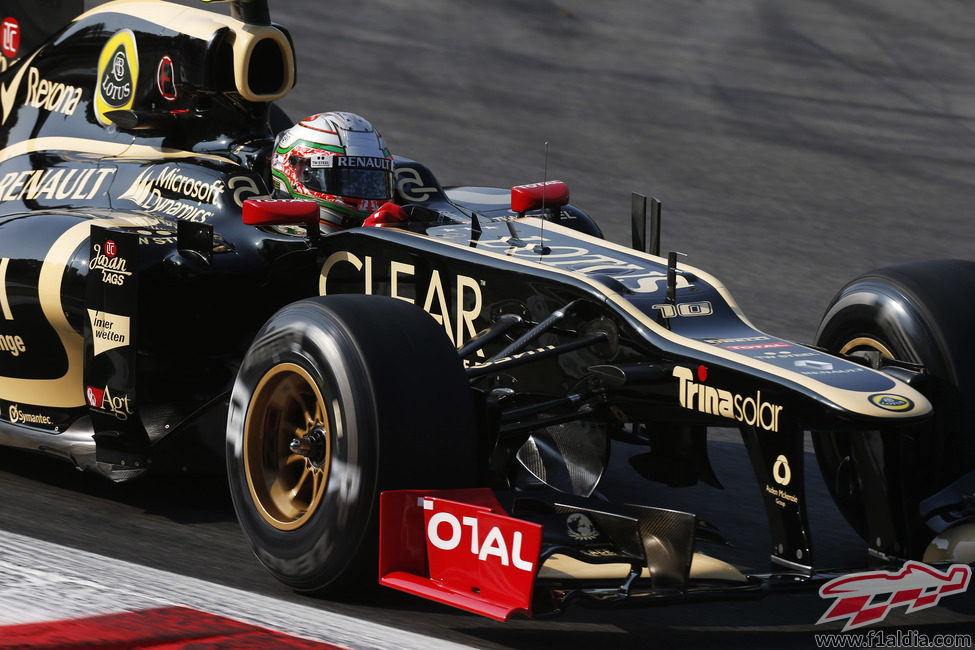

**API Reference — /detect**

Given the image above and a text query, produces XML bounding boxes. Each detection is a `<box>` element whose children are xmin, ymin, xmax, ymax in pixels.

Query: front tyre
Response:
<box><xmin>814</xmin><ymin>260</ymin><xmax>975</xmax><ymax>556</ymax></box>
<box><xmin>227</xmin><ymin>295</ymin><xmax>477</xmax><ymax>592</ymax></box>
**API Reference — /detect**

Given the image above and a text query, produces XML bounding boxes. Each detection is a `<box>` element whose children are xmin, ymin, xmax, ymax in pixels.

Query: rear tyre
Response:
<box><xmin>814</xmin><ymin>260</ymin><xmax>975</xmax><ymax>556</ymax></box>
<box><xmin>227</xmin><ymin>295</ymin><xmax>477</xmax><ymax>592</ymax></box>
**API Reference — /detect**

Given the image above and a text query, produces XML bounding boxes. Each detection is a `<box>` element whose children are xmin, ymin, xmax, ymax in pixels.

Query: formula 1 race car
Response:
<box><xmin>1</xmin><ymin>0</ymin><xmax>973</xmax><ymax>621</ymax></box>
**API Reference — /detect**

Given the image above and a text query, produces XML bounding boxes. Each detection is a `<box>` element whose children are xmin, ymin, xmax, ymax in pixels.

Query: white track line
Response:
<box><xmin>0</xmin><ymin>529</ymin><xmax>471</xmax><ymax>650</ymax></box>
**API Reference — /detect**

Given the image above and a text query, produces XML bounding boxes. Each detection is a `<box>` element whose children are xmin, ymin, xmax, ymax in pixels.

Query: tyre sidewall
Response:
<box><xmin>227</xmin><ymin>295</ymin><xmax>478</xmax><ymax>591</ymax></box>
<box><xmin>227</xmin><ymin>300</ymin><xmax>379</xmax><ymax>590</ymax></box>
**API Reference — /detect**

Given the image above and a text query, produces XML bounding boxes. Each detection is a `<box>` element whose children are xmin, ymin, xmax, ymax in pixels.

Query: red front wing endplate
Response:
<box><xmin>379</xmin><ymin>488</ymin><xmax>543</xmax><ymax>621</ymax></box>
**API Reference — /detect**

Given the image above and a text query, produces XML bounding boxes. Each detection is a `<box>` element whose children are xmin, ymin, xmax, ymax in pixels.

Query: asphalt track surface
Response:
<box><xmin>3</xmin><ymin>0</ymin><xmax>975</xmax><ymax>648</ymax></box>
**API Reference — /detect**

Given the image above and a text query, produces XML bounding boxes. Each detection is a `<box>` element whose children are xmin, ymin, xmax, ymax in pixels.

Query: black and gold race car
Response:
<box><xmin>1</xmin><ymin>0</ymin><xmax>973</xmax><ymax>620</ymax></box>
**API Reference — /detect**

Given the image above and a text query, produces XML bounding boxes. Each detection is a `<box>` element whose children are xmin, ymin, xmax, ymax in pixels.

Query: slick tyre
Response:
<box><xmin>227</xmin><ymin>295</ymin><xmax>477</xmax><ymax>593</ymax></box>
<box><xmin>814</xmin><ymin>260</ymin><xmax>975</xmax><ymax>556</ymax></box>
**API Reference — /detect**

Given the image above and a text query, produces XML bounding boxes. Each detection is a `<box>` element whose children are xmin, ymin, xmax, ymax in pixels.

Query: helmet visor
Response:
<box><xmin>298</xmin><ymin>155</ymin><xmax>393</xmax><ymax>200</ymax></box>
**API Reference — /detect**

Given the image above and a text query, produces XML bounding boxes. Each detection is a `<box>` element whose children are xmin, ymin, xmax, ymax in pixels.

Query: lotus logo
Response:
<box><xmin>869</xmin><ymin>393</ymin><xmax>913</xmax><ymax>412</ymax></box>
<box><xmin>95</xmin><ymin>29</ymin><xmax>138</xmax><ymax>125</ymax></box>
<box><xmin>112</xmin><ymin>52</ymin><xmax>126</xmax><ymax>81</ymax></box>
<box><xmin>100</xmin><ymin>45</ymin><xmax>132</xmax><ymax>107</ymax></box>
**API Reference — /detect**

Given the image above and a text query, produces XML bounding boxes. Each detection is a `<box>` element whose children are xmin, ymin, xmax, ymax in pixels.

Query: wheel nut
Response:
<box><xmin>290</xmin><ymin>428</ymin><xmax>327</xmax><ymax>463</ymax></box>
<box><xmin>290</xmin><ymin>437</ymin><xmax>311</xmax><ymax>455</ymax></box>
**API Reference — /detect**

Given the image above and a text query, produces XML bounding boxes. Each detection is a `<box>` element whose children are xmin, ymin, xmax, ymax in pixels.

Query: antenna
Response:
<box><xmin>533</xmin><ymin>141</ymin><xmax>551</xmax><ymax>255</ymax></box>
<box><xmin>667</xmin><ymin>250</ymin><xmax>687</xmax><ymax>304</ymax></box>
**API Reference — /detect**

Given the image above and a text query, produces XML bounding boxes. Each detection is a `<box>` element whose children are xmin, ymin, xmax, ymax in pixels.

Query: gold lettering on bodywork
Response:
<box><xmin>456</xmin><ymin>275</ymin><xmax>482</xmax><ymax>355</ymax></box>
<box><xmin>422</xmin><ymin>270</ymin><xmax>452</xmax><ymax>342</ymax></box>
<box><xmin>0</xmin><ymin>257</ymin><xmax>12</xmax><ymax>320</ymax></box>
<box><xmin>1</xmin><ymin>170</ymin><xmax>29</xmax><ymax>200</ymax></box>
<box><xmin>390</xmin><ymin>261</ymin><xmax>414</xmax><ymax>304</ymax></box>
<box><xmin>318</xmin><ymin>251</ymin><xmax>364</xmax><ymax>296</ymax></box>
<box><xmin>317</xmin><ymin>251</ymin><xmax>484</xmax><ymax>351</ymax></box>
<box><xmin>0</xmin><ymin>50</ymin><xmax>39</xmax><ymax>124</ymax></box>
<box><xmin>0</xmin><ymin>167</ymin><xmax>114</xmax><ymax>203</ymax></box>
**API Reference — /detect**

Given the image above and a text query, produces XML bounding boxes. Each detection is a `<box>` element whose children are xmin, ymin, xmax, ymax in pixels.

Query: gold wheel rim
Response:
<box><xmin>243</xmin><ymin>363</ymin><xmax>330</xmax><ymax>531</ymax></box>
<box><xmin>839</xmin><ymin>336</ymin><xmax>895</xmax><ymax>361</ymax></box>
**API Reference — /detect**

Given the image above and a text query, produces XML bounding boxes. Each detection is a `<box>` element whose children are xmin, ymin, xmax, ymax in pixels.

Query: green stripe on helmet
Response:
<box><xmin>275</xmin><ymin>139</ymin><xmax>345</xmax><ymax>155</ymax></box>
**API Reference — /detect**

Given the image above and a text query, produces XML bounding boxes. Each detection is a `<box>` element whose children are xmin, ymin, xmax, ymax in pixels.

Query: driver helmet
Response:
<box><xmin>270</xmin><ymin>111</ymin><xmax>394</xmax><ymax>230</ymax></box>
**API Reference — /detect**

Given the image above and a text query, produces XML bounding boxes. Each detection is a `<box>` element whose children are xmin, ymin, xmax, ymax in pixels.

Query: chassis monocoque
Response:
<box><xmin>1</xmin><ymin>0</ymin><xmax>973</xmax><ymax>621</ymax></box>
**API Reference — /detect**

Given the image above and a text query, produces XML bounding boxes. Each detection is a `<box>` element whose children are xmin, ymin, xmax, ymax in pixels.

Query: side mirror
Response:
<box><xmin>510</xmin><ymin>181</ymin><xmax>569</xmax><ymax>215</ymax></box>
<box><xmin>243</xmin><ymin>198</ymin><xmax>320</xmax><ymax>239</ymax></box>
